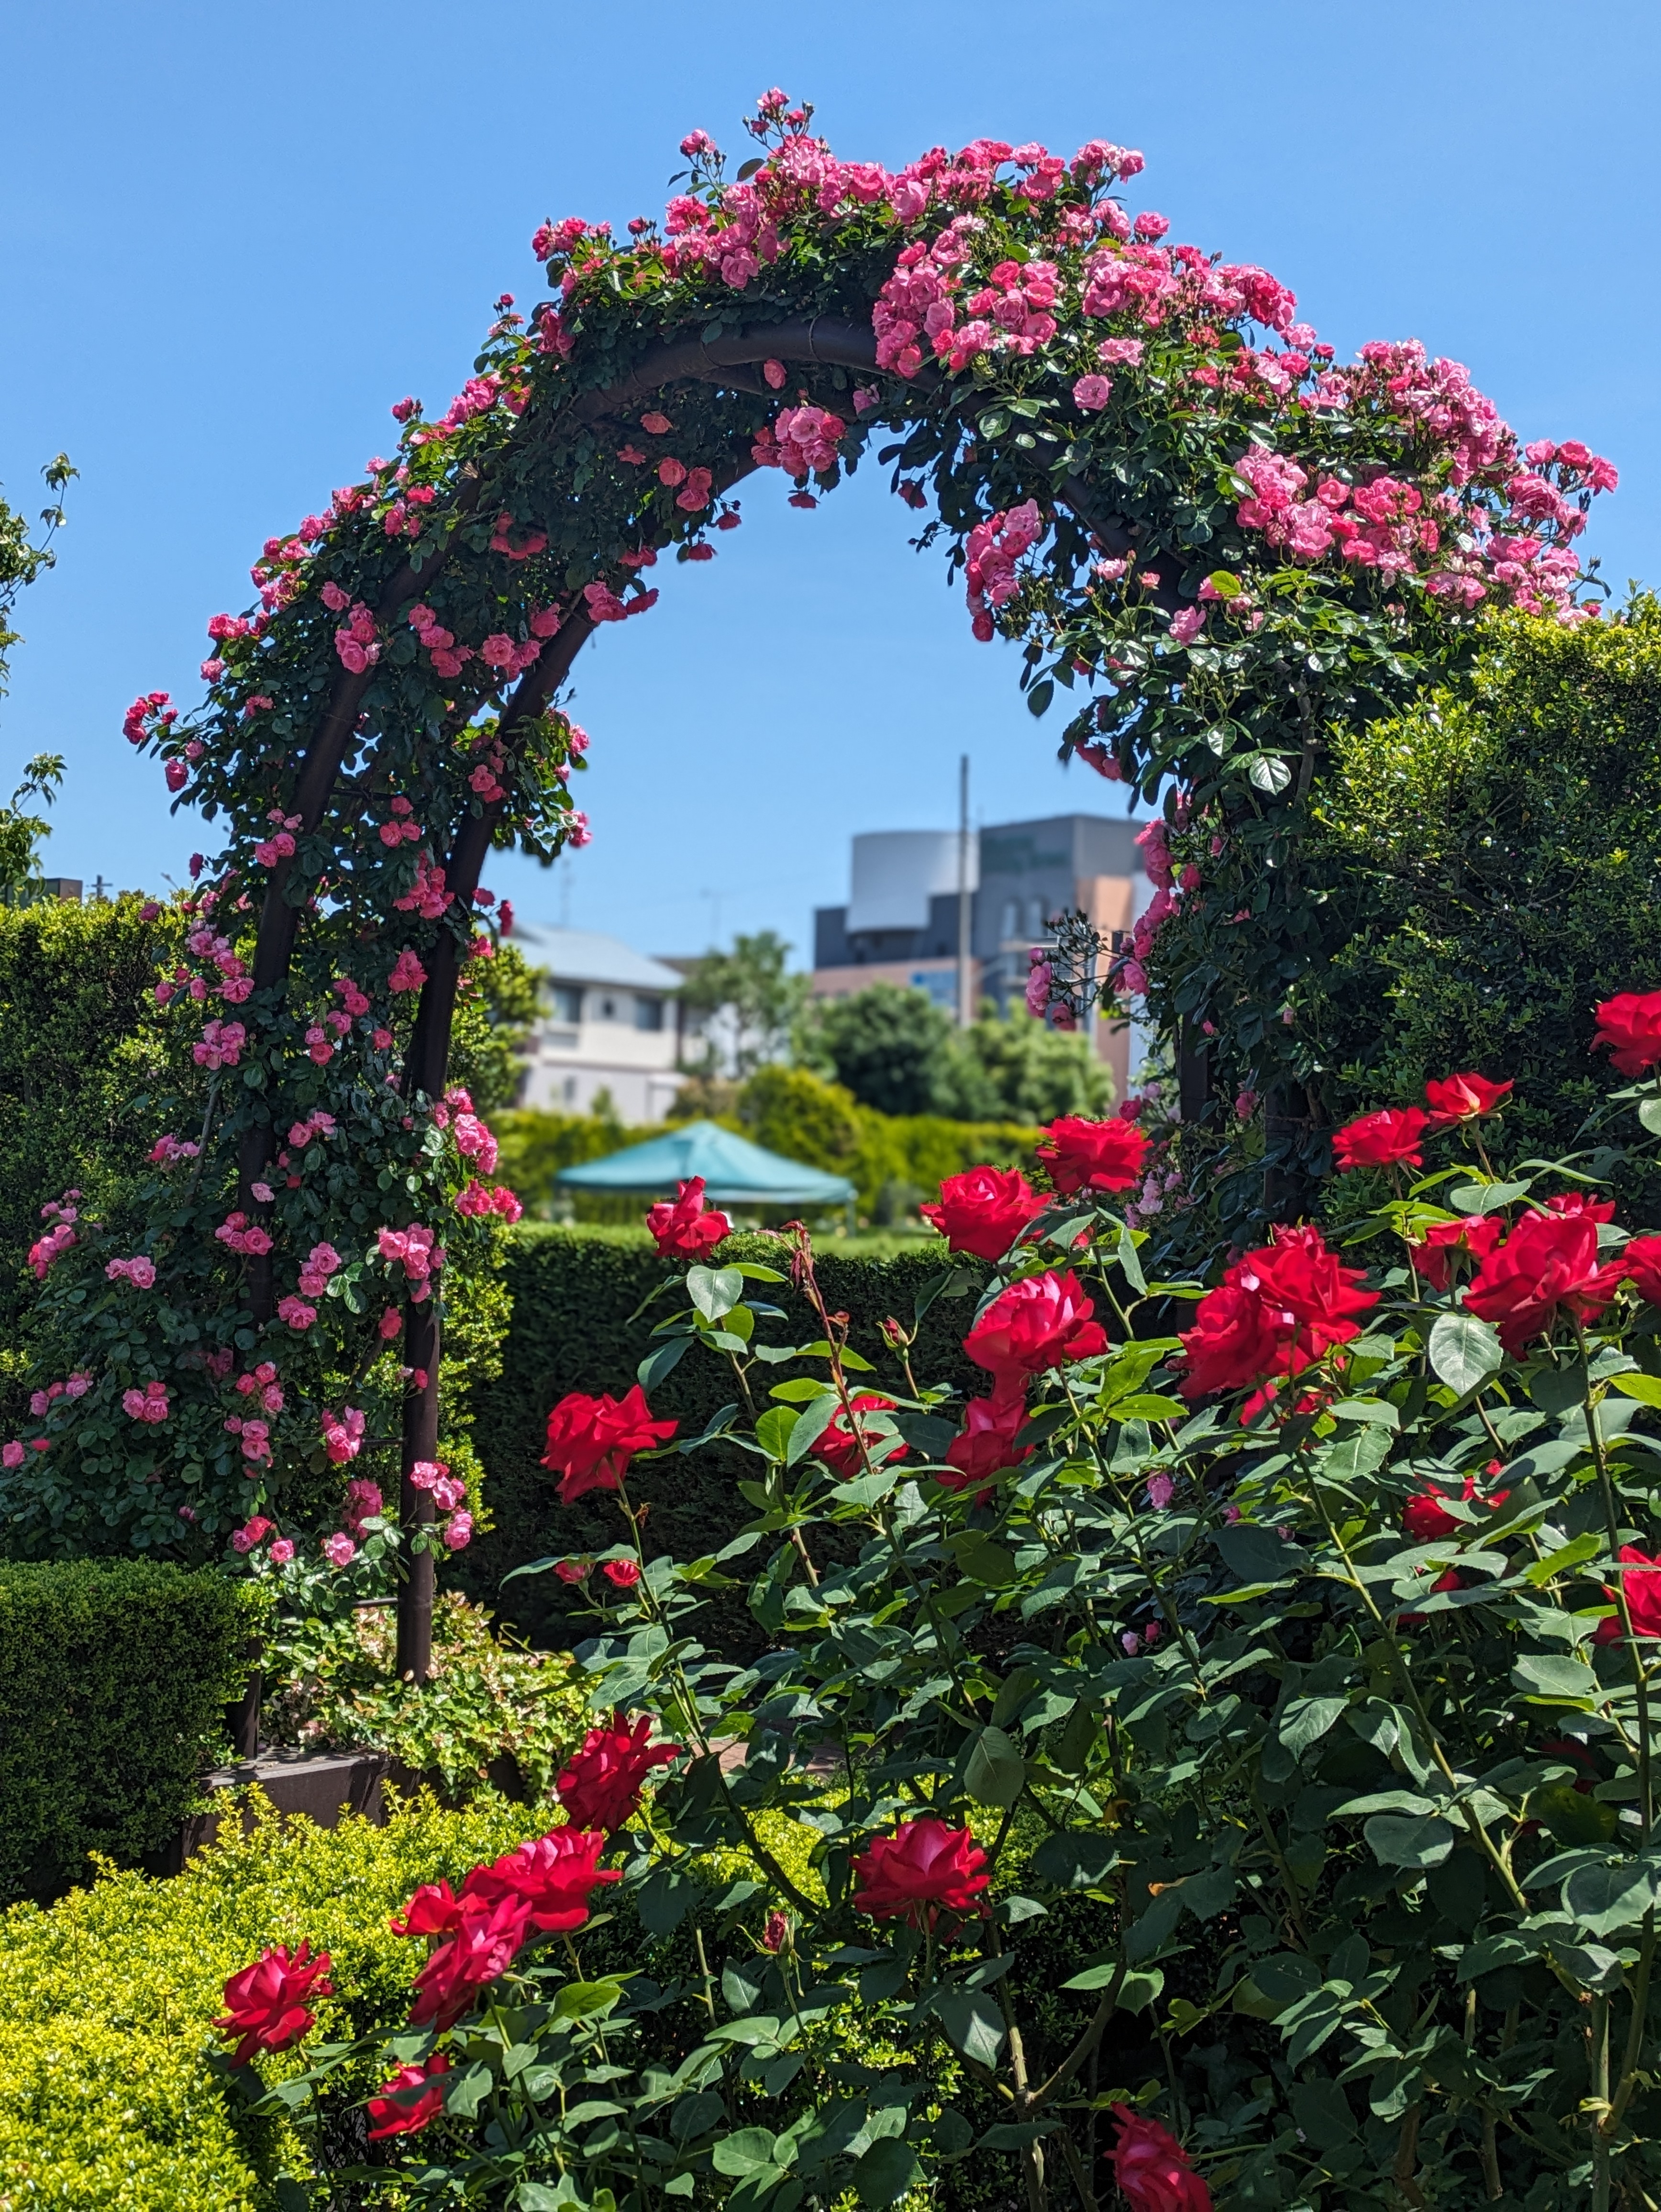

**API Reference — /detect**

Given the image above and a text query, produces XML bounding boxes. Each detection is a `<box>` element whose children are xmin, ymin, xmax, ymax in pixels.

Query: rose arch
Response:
<box><xmin>6</xmin><ymin>93</ymin><xmax>1611</xmax><ymax>1674</ymax></box>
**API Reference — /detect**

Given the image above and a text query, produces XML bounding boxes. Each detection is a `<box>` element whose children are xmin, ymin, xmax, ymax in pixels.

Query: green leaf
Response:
<box><xmin>553</xmin><ymin>1979</ymin><xmax>623</xmax><ymax>2020</ymax></box>
<box><xmin>1524</xmin><ymin>1531</ymin><xmax>1604</xmax><ymax>1585</ymax></box>
<box><xmin>639</xmin><ymin>1335</ymin><xmax>693</xmax><ymax>1390</ymax></box>
<box><xmin>1511</xmin><ymin>1653</ymin><xmax>1599</xmax><ymax>1705</ymax></box>
<box><xmin>785</xmin><ymin>1392</ymin><xmax>841</xmax><ymax>1468</ymax></box>
<box><xmin>1428</xmin><ymin>1312</ymin><xmax>1504</xmax><ymax>1395</ymax></box>
<box><xmin>1027</xmin><ymin>678</ymin><xmax>1054</xmax><ymax>718</ymax></box>
<box><xmin>932</xmin><ymin>1988</ymin><xmax>1007</xmax><ymax>2068</ymax></box>
<box><xmin>754</xmin><ymin>1407</ymin><xmax>798</xmax><ymax>1463</ymax></box>
<box><xmin>965</xmin><ymin>1725</ymin><xmax>1026</xmax><ymax>1810</ymax></box>
<box><xmin>853</xmin><ymin>2138</ymin><xmax>921</xmax><ymax>2206</ymax></box>
<box><xmin>1279</xmin><ymin>1695</ymin><xmax>1349</xmax><ymax>1759</ymax></box>
<box><xmin>713</xmin><ymin>2129</ymin><xmax>784</xmax><ymax>2178</ymax></box>
<box><xmin>1248</xmin><ymin>752</ymin><xmax>1292</xmax><ymax>796</ymax></box>
<box><xmin>1363</xmin><ymin>1814</ymin><xmax>1458</xmax><ymax>1870</ymax></box>
<box><xmin>1533</xmin><ymin>1782</ymin><xmax>1618</xmax><ymax>1847</ymax></box>
<box><xmin>1564</xmin><ymin>1856</ymin><xmax>1661</xmax><ymax>1936</ymax></box>
<box><xmin>688</xmin><ymin>1265</ymin><xmax>743</xmax><ymax>1323</ymax></box>
<box><xmin>1639</xmin><ymin>1098</ymin><xmax>1661</xmax><ymax>1138</ymax></box>
<box><xmin>1614</xmin><ymin>1373</ymin><xmax>1661</xmax><ymax>1407</ymax></box>
<box><xmin>445</xmin><ymin>2061</ymin><xmax>495</xmax><ymax>2119</ymax></box>
<box><xmin>671</xmin><ymin>2090</ymin><xmax>727</xmax><ymax>2142</ymax></box>
<box><xmin>1115</xmin><ymin>1222</ymin><xmax>1147</xmax><ymax>1293</ymax></box>
<box><xmin>1448</xmin><ymin>1180</ymin><xmax>1531</xmax><ymax>1214</ymax></box>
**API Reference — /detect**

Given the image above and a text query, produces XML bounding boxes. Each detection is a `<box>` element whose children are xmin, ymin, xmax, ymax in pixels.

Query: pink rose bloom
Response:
<box><xmin>277</xmin><ymin>1296</ymin><xmax>317</xmax><ymax>1330</ymax></box>
<box><xmin>1072</xmin><ymin>374</ymin><xmax>1112</xmax><ymax>412</ymax></box>
<box><xmin>269</xmin><ymin>1537</ymin><xmax>296</xmax><ymax>1564</ymax></box>
<box><xmin>230</xmin><ymin>1516</ymin><xmax>273</xmax><ymax>1554</ymax></box>
<box><xmin>443</xmin><ymin>1512</ymin><xmax>474</xmax><ymax>1551</ymax></box>
<box><xmin>1</xmin><ymin>1441</ymin><xmax>23</xmax><ymax>1470</ymax></box>
<box><xmin>321</xmin><ymin>1532</ymin><xmax>357</xmax><ymax>1569</ymax></box>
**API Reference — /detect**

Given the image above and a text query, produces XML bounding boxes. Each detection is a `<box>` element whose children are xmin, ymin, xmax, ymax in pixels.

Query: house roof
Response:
<box><xmin>554</xmin><ymin>1119</ymin><xmax>854</xmax><ymax>1205</ymax></box>
<box><xmin>510</xmin><ymin>926</ymin><xmax>685</xmax><ymax>993</ymax></box>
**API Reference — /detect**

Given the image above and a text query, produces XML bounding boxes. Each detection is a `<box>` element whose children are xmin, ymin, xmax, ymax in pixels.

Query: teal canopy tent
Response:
<box><xmin>554</xmin><ymin>1119</ymin><xmax>854</xmax><ymax>1208</ymax></box>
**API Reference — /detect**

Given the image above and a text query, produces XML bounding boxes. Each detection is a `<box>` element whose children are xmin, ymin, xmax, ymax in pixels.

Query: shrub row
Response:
<box><xmin>460</xmin><ymin>1224</ymin><xmax>985</xmax><ymax>1652</ymax></box>
<box><xmin>0</xmin><ymin>1560</ymin><xmax>269</xmax><ymax>1902</ymax></box>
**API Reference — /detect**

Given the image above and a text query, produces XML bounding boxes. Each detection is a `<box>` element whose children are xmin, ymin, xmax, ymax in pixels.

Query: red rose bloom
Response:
<box><xmin>214</xmin><ymin>1941</ymin><xmax>333</xmax><ymax>2067</ymax></box>
<box><xmin>1109</xmin><ymin>2107</ymin><xmax>1212</xmax><ymax>2212</ymax></box>
<box><xmin>1594</xmin><ymin>1547</ymin><xmax>1661</xmax><ymax>1643</ymax></box>
<box><xmin>1464</xmin><ymin>1211</ymin><xmax>1618</xmax><ymax>1353</ymax></box>
<box><xmin>851</xmin><ymin>1817</ymin><xmax>990</xmax><ymax>1929</ymax></box>
<box><xmin>1035</xmin><ymin>1114</ymin><xmax>1149</xmax><ymax>1196</ymax></box>
<box><xmin>1618</xmin><ymin>1234</ymin><xmax>1661</xmax><ymax>1305</ymax></box>
<box><xmin>541</xmin><ymin>1385</ymin><xmax>677</xmax><ymax>1503</ymax></box>
<box><xmin>963</xmin><ymin>1270</ymin><xmax>1108</xmax><ymax>1382</ymax></box>
<box><xmin>1423</xmin><ymin>1072</ymin><xmax>1512</xmax><ymax>1124</ymax></box>
<box><xmin>811</xmin><ymin>1393</ymin><xmax>908</xmax><ymax>1479</ymax></box>
<box><xmin>462</xmin><ymin>1826</ymin><xmax>621</xmax><ymax>1934</ymax></box>
<box><xmin>1178</xmin><ymin>1225</ymin><xmax>1378</xmax><ymax>1401</ymax></box>
<box><xmin>602</xmin><ymin>1557</ymin><xmax>642</xmax><ymax>1588</ymax></box>
<box><xmin>367</xmin><ymin>2053</ymin><xmax>451</xmax><ymax>2139</ymax></box>
<box><xmin>1402</xmin><ymin>1471</ymin><xmax>1509</xmax><ymax>1542</ymax></box>
<box><xmin>1409</xmin><ymin>1214</ymin><xmax>1503</xmax><ymax>1291</ymax></box>
<box><xmin>1593</xmin><ymin>990</ymin><xmax>1661</xmax><ymax>1077</ymax></box>
<box><xmin>556</xmin><ymin>1715</ymin><xmax>679</xmax><ymax>1831</ymax></box>
<box><xmin>919</xmin><ymin>1165</ymin><xmax>1044</xmax><ymax>1261</ymax></box>
<box><xmin>1331</xmin><ymin>1106</ymin><xmax>1430</xmax><ymax>1172</ymax></box>
<box><xmin>407</xmin><ymin>1891</ymin><xmax>532</xmax><ymax>2030</ymax></box>
<box><xmin>1547</xmin><ymin>1190</ymin><xmax>1616</xmax><ymax>1223</ymax></box>
<box><xmin>938</xmin><ymin>1390</ymin><xmax>1031</xmax><ymax>1492</ymax></box>
<box><xmin>644</xmin><ymin>1176</ymin><xmax>732</xmax><ymax>1258</ymax></box>
<box><xmin>390</xmin><ymin>1879</ymin><xmax>464</xmax><ymax>1940</ymax></box>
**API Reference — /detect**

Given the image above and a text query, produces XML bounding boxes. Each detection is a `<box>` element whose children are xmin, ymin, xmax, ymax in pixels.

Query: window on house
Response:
<box><xmin>549</xmin><ymin>984</ymin><xmax>582</xmax><ymax>1024</ymax></box>
<box><xmin>634</xmin><ymin>995</ymin><xmax>664</xmax><ymax>1031</ymax></box>
<box><xmin>1001</xmin><ymin>898</ymin><xmax>1019</xmax><ymax>941</ymax></box>
<box><xmin>1025</xmin><ymin>897</ymin><xmax>1047</xmax><ymax>940</ymax></box>
<box><xmin>598</xmin><ymin>995</ymin><xmax>619</xmax><ymax>1021</ymax></box>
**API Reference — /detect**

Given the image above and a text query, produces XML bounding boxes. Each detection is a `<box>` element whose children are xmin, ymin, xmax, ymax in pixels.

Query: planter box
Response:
<box><xmin>152</xmin><ymin>1747</ymin><xmax>387</xmax><ymax>1875</ymax></box>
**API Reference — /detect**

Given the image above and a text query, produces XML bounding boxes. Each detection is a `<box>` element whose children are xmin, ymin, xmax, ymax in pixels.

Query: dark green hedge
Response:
<box><xmin>0</xmin><ymin>1560</ymin><xmax>270</xmax><ymax>1901</ymax></box>
<box><xmin>462</xmin><ymin>1226</ymin><xmax>984</xmax><ymax>1654</ymax></box>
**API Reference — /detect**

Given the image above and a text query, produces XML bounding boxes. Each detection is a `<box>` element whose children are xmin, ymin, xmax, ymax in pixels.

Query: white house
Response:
<box><xmin>512</xmin><ymin>926</ymin><xmax>687</xmax><ymax>1124</ymax></box>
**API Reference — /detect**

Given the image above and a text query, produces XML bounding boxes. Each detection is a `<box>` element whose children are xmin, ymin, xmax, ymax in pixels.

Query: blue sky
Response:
<box><xmin>3</xmin><ymin>0</ymin><xmax>1656</xmax><ymax>961</ymax></box>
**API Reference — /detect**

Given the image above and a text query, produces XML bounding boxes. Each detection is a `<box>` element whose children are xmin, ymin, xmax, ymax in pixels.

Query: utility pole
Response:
<box><xmin>956</xmin><ymin>754</ymin><xmax>973</xmax><ymax>1029</ymax></box>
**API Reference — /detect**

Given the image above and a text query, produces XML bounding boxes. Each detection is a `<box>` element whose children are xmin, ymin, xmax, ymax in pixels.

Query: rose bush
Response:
<box><xmin>210</xmin><ymin>1014</ymin><xmax>1661</xmax><ymax>2209</ymax></box>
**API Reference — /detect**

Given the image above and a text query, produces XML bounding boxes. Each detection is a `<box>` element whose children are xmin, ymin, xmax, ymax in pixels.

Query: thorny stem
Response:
<box><xmin>1249</xmin><ymin>1776</ymin><xmax>1311</xmax><ymax>1948</ymax></box>
<box><xmin>693</xmin><ymin>1925</ymin><xmax>717</xmax><ymax>2023</ymax></box>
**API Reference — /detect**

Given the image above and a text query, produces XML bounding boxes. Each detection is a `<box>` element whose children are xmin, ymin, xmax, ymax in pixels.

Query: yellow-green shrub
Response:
<box><xmin>0</xmin><ymin>1794</ymin><xmax>529</xmax><ymax>2210</ymax></box>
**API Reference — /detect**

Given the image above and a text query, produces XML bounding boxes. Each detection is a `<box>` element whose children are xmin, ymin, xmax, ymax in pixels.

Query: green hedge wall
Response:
<box><xmin>0</xmin><ymin>1561</ymin><xmax>270</xmax><ymax>1902</ymax></box>
<box><xmin>461</xmin><ymin>1225</ymin><xmax>985</xmax><ymax>1653</ymax></box>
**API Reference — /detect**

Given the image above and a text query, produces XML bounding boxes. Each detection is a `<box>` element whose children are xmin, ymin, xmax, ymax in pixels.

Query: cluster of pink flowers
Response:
<box><xmin>236</xmin><ymin>1361</ymin><xmax>284</xmax><ymax>1412</ymax></box>
<box><xmin>254</xmin><ymin>810</ymin><xmax>303</xmax><ymax>869</ymax></box>
<box><xmin>194</xmin><ymin>1019</ymin><xmax>247</xmax><ymax>1071</ymax></box>
<box><xmin>333</xmin><ymin>975</ymin><xmax>371</xmax><ymax>1018</ymax></box>
<box><xmin>326</xmin><ymin>590</ymin><xmax>382</xmax><ymax>674</ymax></box>
<box><xmin>289</xmin><ymin>1109</ymin><xmax>337</xmax><ymax>1148</ymax></box>
<box><xmin>377</xmin><ymin>796</ymin><xmax>422</xmax><ymax>849</ymax></box>
<box><xmin>230</xmin><ymin>1515</ymin><xmax>274</xmax><ymax>1554</ymax></box>
<box><xmin>388</xmin><ymin>949</ymin><xmax>427</xmax><ymax>994</ymax></box>
<box><xmin>964</xmin><ymin>500</ymin><xmax>1044</xmax><ymax>641</ymax></box>
<box><xmin>123</xmin><ymin>1381</ymin><xmax>171</xmax><ymax>1425</ymax></box>
<box><xmin>215</xmin><ymin>1212</ymin><xmax>273</xmax><ymax>1257</ymax></box>
<box><xmin>452</xmin><ymin>1111</ymin><xmax>498</xmax><ymax>1172</ymax></box>
<box><xmin>106</xmin><ymin>1254</ymin><xmax>157</xmax><ymax>1288</ymax></box>
<box><xmin>298</xmin><ymin>1242</ymin><xmax>342</xmax><ymax>1298</ymax></box>
<box><xmin>407</xmin><ymin>603</ymin><xmax>472</xmax><ymax>680</ymax></box>
<box><xmin>147</xmin><ymin>1133</ymin><xmax>201</xmax><ymax>1165</ymax></box>
<box><xmin>753</xmin><ymin>404</ymin><xmax>845</xmax><ymax>481</ymax></box>
<box><xmin>122</xmin><ymin>691</ymin><xmax>177</xmax><ymax>747</ymax></box>
<box><xmin>30</xmin><ymin>1371</ymin><xmax>92</xmax><ymax>1418</ymax></box>
<box><xmin>582</xmin><ymin>580</ymin><xmax>658</xmax><ymax>624</ymax></box>
<box><xmin>223</xmin><ymin>1412</ymin><xmax>272</xmax><ymax>1465</ymax></box>
<box><xmin>455</xmin><ymin>1179</ymin><xmax>524</xmax><ymax>1222</ymax></box>
<box><xmin>410</xmin><ymin>1457</ymin><xmax>473</xmax><ymax>1549</ymax></box>
<box><xmin>321</xmin><ymin>1406</ymin><xmax>365</xmax><ymax>1465</ymax></box>
<box><xmin>379</xmin><ymin>1222</ymin><xmax>440</xmax><ymax>1299</ymax></box>
<box><xmin>28</xmin><ymin>1196</ymin><xmax>79</xmax><ymax>1280</ymax></box>
<box><xmin>393</xmin><ymin>858</ymin><xmax>453</xmax><ymax>919</ymax></box>
<box><xmin>277</xmin><ymin>1295</ymin><xmax>317</xmax><ymax>1331</ymax></box>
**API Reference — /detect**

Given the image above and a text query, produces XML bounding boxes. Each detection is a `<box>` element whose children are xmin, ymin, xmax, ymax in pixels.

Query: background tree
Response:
<box><xmin>677</xmin><ymin>930</ymin><xmax>807</xmax><ymax>1079</ymax></box>
<box><xmin>797</xmin><ymin>979</ymin><xmax>955</xmax><ymax>1116</ymax></box>
<box><xmin>1305</xmin><ymin>596</ymin><xmax>1661</xmax><ymax>1218</ymax></box>
<box><xmin>0</xmin><ymin>456</ymin><xmax>74</xmax><ymax>905</ymax></box>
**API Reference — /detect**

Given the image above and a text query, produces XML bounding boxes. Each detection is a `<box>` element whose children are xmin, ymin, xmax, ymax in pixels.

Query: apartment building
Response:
<box><xmin>513</xmin><ymin>925</ymin><xmax>687</xmax><ymax>1124</ymax></box>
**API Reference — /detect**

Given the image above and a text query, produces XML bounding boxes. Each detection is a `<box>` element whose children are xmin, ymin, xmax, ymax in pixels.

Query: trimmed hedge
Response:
<box><xmin>461</xmin><ymin>1225</ymin><xmax>985</xmax><ymax>1652</ymax></box>
<box><xmin>0</xmin><ymin>1560</ymin><xmax>270</xmax><ymax>1901</ymax></box>
<box><xmin>0</xmin><ymin>1794</ymin><xmax>530</xmax><ymax>2209</ymax></box>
